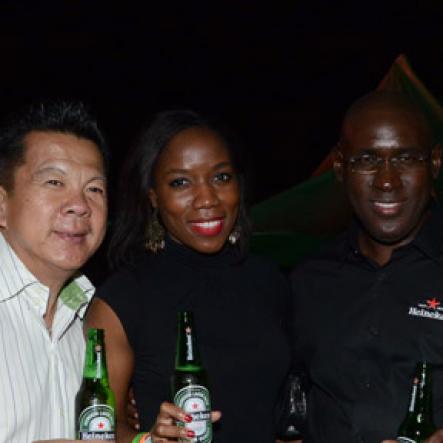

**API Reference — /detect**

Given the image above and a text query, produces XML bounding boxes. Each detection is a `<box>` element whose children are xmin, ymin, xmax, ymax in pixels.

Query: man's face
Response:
<box><xmin>335</xmin><ymin>108</ymin><xmax>441</xmax><ymax>247</ymax></box>
<box><xmin>0</xmin><ymin>131</ymin><xmax>107</xmax><ymax>286</ymax></box>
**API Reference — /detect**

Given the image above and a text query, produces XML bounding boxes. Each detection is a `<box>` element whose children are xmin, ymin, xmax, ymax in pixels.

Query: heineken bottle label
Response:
<box><xmin>397</xmin><ymin>437</ymin><xmax>417</xmax><ymax>443</ymax></box>
<box><xmin>174</xmin><ymin>385</ymin><xmax>212</xmax><ymax>443</ymax></box>
<box><xmin>78</xmin><ymin>404</ymin><xmax>115</xmax><ymax>441</ymax></box>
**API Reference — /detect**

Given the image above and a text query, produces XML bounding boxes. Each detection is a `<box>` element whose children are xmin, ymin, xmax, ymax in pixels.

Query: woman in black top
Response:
<box><xmin>86</xmin><ymin>110</ymin><xmax>291</xmax><ymax>443</ymax></box>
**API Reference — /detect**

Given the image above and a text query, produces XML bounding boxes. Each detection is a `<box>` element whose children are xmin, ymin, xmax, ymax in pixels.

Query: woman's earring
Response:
<box><xmin>145</xmin><ymin>209</ymin><xmax>165</xmax><ymax>253</ymax></box>
<box><xmin>228</xmin><ymin>226</ymin><xmax>241</xmax><ymax>245</ymax></box>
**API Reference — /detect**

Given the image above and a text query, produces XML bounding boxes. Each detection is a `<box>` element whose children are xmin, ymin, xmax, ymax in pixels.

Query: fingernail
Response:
<box><xmin>134</xmin><ymin>412</ymin><xmax>139</xmax><ymax>419</ymax></box>
<box><xmin>131</xmin><ymin>398</ymin><xmax>136</xmax><ymax>404</ymax></box>
<box><xmin>135</xmin><ymin>423</ymin><xmax>140</xmax><ymax>430</ymax></box>
<box><xmin>186</xmin><ymin>429</ymin><xmax>195</xmax><ymax>438</ymax></box>
<box><xmin>184</xmin><ymin>414</ymin><xmax>193</xmax><ymax>423</ymax></box>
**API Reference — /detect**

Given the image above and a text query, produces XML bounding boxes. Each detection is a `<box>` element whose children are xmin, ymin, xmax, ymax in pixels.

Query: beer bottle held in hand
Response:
<box><xmin>76</xmin><ymin>328</ymin><xmax>116</xmax><ymax>441</ymax></box>
<box><xmin>172</xmin><ymin>311</ymin><xmax>212</xmax><ymax>443</ymax></box>
<box><xmin>397</xmin><ymin>361</ymin><xmax>436</xmax><ymax>443</ymax></box>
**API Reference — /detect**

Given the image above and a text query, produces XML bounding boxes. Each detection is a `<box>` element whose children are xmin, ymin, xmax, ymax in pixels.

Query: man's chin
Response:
<box><xmin>365</xmin><ymin>224</ymin><xmax>415</xmax><ymax>247</ymax></box>
<box><xmin>50</xmin><ymin>254</ymin><xmax>93</xmax><ymax>274</ymax></box>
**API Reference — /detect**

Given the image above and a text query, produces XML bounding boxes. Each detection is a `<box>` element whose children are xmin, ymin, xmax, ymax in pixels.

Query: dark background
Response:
<box><xmin>1</xmin><ymin>1</ymin><xmax>443</xmax><ymax>205</ymax></box>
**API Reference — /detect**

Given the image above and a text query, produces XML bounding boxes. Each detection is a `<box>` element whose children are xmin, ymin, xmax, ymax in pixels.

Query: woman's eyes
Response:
<box><xmin>214</xmin><ymin>172</ymin><xmax>232</xmax><ymax>183</ymax></box>
<box><xmin>168</xmin><ymin>172</ymin><xmax>233</xmax><ymax>188</ymax></box>
<box><xmin>169</xmin><ymin>177</ymin><xmax>190</xmax><ymax>188</ymax></box>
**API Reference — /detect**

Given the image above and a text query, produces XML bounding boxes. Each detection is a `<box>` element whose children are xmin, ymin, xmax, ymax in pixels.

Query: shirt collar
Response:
<box><xmin>64</xmin><ymin>275</ymin><xmax>95</xmax><ymax>319</ymax></box>
<box><xmin>341</xmin><ymin>202</ymin><xmax>443</xmax><ymax>265</ymax></box>
<box><xmin>0</xmin><ymin>232</ymin><xmax>94</xmax><ymax>316</ymax></box>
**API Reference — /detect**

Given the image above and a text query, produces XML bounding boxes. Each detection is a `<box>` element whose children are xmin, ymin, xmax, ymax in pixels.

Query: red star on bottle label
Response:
<box><xmin>98</xmin><ymin>422</ymin><xmax>104</xmax><ymax>429</ymax></box>
<box><xmin>426</xmin><ymin>298</ymin><xmax>440</xmax><ymax>310</ymax></box>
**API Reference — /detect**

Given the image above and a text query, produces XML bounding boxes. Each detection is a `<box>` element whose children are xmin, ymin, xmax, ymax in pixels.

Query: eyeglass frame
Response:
<box><xmin>335</xmin><ymin>148</ymin><xmax>433</xmax><ymax>175</ymax></box>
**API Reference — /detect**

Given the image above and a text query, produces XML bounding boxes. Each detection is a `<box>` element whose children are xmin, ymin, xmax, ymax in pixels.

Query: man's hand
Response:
<box><xmin>382</xmin><ymin>429</ymin><xmax>443</xmax><ymax>443</ymax></box>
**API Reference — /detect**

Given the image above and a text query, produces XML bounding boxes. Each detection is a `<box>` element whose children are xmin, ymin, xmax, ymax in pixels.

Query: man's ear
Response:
<box><xmin>0</xmin><ymin>186</ymin><xmax>8</xmax><ymax>228</ymax></box>
<box><xmin>431</xmin><ymin>144</ymin><xmax>442</xmax><ymax>180</ymax></box>
<box><xmin>148</xmin><ymin>188</ymin><xmax>158</xmax><ymax>209</ymax></box>
<box><xmin>333</xmin><ymin>144</ymin><xmax>344</xmax><ymax>183</ymax></box>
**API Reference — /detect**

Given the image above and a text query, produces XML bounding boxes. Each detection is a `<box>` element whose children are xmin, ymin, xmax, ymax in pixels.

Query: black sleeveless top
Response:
<box><xmin>97</xmin><ymin>238</ymin><xmax>291</xmax><ymax>442</ymax></box>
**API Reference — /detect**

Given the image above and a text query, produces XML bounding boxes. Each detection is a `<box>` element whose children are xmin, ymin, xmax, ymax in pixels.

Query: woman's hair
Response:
<box><xmin>109</xmin><ymin>109</ymin><xmax>250</xmax><ymax>268</ymax></box>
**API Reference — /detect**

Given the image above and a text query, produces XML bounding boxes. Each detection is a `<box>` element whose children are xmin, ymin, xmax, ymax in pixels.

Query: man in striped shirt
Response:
<box><xmin>0</xmin><ymin>101</ymin><xmax>108</xmax><ymax>442</ymax></box>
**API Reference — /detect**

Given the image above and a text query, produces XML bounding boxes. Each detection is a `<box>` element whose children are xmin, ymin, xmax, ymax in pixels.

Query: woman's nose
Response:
<box><xmin>193</xmin><ymin>183</ymin><xmax>220</xmax><ymax>209</ymax></box>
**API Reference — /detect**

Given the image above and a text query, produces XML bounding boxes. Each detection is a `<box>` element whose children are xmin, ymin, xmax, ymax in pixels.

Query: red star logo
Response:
<box><xmin>98</xmin><ymin>422</ymin><xmax>104</xmax><ymax>429</ymax></box>
<box><xmin>426</xmin><ymin>298</ymin><xmax>440</xmax><ymax>310</ymax></box>
<box><xmin>185</xmin><ymin>327</ymin><xmax>192</xmax><ymax>334</ymax></box>
<box><xmin>192</xmin><ymin>403</ymin><xmax>198</xmax><ymax>409</ymax></box>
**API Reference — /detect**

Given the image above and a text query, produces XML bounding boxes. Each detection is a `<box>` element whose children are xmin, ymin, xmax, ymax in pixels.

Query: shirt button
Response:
<box><xmin>364</xmin><ymin>381</ymin><xmax>371</xmax><ymax>389</ymax></box>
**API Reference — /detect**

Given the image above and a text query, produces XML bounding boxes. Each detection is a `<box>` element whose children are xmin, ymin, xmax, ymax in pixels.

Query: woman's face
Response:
<box><xmin>149</xmin><ymin>126</ymin><xmax>241</xmax><ymax>254</ymax></box>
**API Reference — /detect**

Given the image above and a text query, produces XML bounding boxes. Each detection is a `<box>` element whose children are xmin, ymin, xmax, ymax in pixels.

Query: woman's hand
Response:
<box><xmin>149</xmin><ymin>401</ymin><xmax>221</xmax><ymax>441</ymax></box>
<box><xmin>127</xmin><ymin>387</ymin><xmax>140</xmax><ymax>431</ymax></box>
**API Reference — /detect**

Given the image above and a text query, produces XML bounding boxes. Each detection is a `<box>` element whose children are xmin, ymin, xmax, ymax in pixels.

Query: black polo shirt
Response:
<box><xmin>290</xmin><ymin>205</ymin><xmax>443</xmax><ymax>443</ymax></box>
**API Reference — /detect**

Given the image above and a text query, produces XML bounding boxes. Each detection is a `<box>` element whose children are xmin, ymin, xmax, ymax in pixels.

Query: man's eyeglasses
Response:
<box><xmin>341</xmin><ymin>151</ymin><xmax>430</xmax><ymax>174</ymax></box>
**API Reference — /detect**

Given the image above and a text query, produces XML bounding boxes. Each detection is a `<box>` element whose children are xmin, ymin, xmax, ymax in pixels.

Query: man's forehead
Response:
<box><xmin>22</xmin><ymin>130</ymin><xmax>103</xmax><ymax>166</ymax></box>
<box><xmin>341</xmin><ymin>107</ymin><xmax>432</xmax><ymax>151</ymax></box>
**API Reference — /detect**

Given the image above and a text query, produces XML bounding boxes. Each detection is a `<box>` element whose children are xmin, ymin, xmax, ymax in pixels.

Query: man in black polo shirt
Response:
<box><xmin>291</xmin><ymin>91</ymin><xmax>443</xmax><ymax>442</ymax></box>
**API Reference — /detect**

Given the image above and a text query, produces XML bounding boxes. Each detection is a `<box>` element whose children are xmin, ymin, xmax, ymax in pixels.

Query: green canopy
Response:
<box><xmin>250</xmin><ymin>55</ymin><xmax>443</xmax><ymax>268</ymax></box>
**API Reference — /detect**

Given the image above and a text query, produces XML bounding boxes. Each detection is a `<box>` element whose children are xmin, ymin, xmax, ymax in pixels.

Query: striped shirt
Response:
<box><xmin>0</xmin><ymin>233</ymin><xmax>95</xmax><ymax>443</ymax></box>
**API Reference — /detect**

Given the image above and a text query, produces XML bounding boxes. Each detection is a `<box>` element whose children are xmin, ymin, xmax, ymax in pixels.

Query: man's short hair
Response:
<box><xmin>340</xmin><ymin>91</ymin><xmax>435</xmax><ymax>148</ymax></box>
<box><xmin>0</xmin><ymin>100</ymin><xmax>109</xmax><ymax>191</ymax></box>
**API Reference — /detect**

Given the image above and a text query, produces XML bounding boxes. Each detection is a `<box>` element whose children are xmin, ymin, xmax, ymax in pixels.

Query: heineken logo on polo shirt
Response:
<box><xmin>408</xmin><ymin>297</ymin><xmax>443</xmax><ymax>321</ymax></box>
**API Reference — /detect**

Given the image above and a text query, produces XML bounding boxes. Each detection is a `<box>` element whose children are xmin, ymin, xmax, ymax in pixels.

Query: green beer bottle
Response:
<box><xmin>397</xmin><ymin>361</ymin><xmax>436</xmax><ymax>443</ymax></box>
<box><xmin>172</xmin><ymin>311</ymin><xmax>212</xmax><ymax>443</ymax></box>
<box><xmin>76</xmin><ymin>328</ymin><xmax>116</xmax><ymax>441</ymax></box>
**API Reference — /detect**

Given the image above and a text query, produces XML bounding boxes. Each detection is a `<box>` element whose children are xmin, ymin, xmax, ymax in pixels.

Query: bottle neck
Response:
<box><xmin>83</xmin><ymin>328</ymin><xmax>110</xmax><ymax>384</ymax></box>
<box><xmin>408</xmin><ymin>362</ymin><xmax>433</xmax><ymax>422</ymax></box>
<box><xmin>175</xmin><ymin>311</ymin><xmax>203</xmax><ymax>372</ymax></box>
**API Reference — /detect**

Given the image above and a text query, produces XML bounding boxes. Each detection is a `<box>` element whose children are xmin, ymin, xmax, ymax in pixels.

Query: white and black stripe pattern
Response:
<box><xmin>0</xmin><ymin>233</ymin><xmax>94</xmax><ymax>443</ymax></box>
